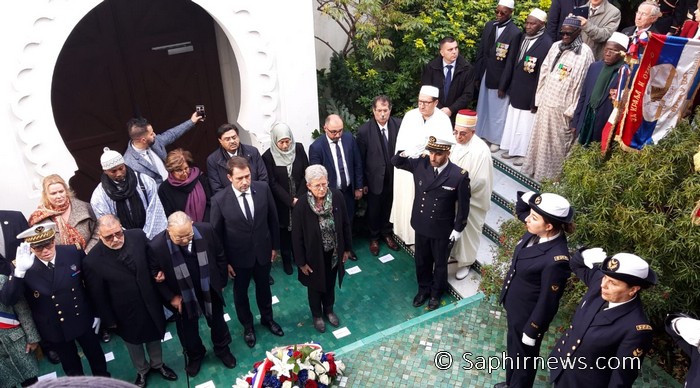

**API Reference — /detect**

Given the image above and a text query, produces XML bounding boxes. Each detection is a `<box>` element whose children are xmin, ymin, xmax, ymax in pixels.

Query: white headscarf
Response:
<box><xmin>270</xmin><ymin>122</ymin><xmax>296</xmax><ymax>168</ymax></box>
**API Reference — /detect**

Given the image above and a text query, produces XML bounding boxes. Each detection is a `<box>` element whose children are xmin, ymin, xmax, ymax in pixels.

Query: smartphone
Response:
<box><xmin>572</xmin><ymin>6</ymin><xmax>589</xmax><ymax>18</ymax></box>
<box><xmin>195</xmin><ymin>105</ymin><xmax>206</xmax><ymax>121</ymax></box>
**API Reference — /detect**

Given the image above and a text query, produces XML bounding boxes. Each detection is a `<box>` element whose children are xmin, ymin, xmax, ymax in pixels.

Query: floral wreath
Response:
<box><xmin>234</xmin><ymin>343</ymin><xmax>345</xmax><ymax>388</ymax></box>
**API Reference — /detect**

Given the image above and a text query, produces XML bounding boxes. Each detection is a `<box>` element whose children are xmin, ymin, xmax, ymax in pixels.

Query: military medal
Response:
<box><xmin>523</xmin><ymin>56</ymin><xmax>537</xmax><ymax>73</ymax></box>
<box><xmin>557</xmin><ymin>63</ymin><xmax>572</xmax><ymax>80</ymax></box>
<box><xmin>495</xmin><ymin>42</ymin><xmax>509</xmax><ymax>61</ymax></box>
<box><xmin>70</xmin><ymin>264</ymin><xmax>77</xmax><ymax>271</ymax></box>
<box><xmin>33</xmin><ymin>290</ymin><xmax>39</xmax><ymax>298</ymax></box>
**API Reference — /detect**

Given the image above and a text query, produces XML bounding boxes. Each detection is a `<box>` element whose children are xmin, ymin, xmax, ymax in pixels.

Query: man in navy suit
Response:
<box><xmin>549</xmin><ymin>248</ymin><xmax>656</xmax><ymax>387</ymax></box>
<box><xmin>356</xmin><ymin>96</ymin><xmax>402</xmax><ymax>256</ymax></box>
<box><xmin>0</xmin><ymin>210</ymin><xmax>29</xmax><ymax>276</ymax></box>
<box><xmin>123</xmin><ymin>112</ymin><xmax>203</xmax><ymax>185</ymax></box>
<box><xmin>309</xmin><ymin>114</ymin><xmax>363</xmax><ymax>260</ymax></box>
<box><xmin>2</xmin><ymin>222</ymin><xmax>109</xmax><ymax>377</ymax></box>
<box><xmin>392</xmin><ymin>135</ymin><xmax>470</xmax><ymax>311</ymax></box>
<box><xmin>207</xmin><ymin>123</ymin><xmax>268</xmax><ymax>194</ymax></box>
<box><xmin>210</xmin><ymin>156</ymin><xmax>283</xmax><ymax>349</ymax></box>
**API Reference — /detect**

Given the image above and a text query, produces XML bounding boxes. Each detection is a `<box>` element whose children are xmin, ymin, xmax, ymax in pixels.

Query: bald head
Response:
<box><xmin>323</xmin><ymin>114</ymin><xmax>344</xmax><ymax>141</ymax></box>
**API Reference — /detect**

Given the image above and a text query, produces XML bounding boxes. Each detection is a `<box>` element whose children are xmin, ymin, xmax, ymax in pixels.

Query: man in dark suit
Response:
<box><xmin>474</xmin><ymin>0</ymin><xmax>522</xmax><ymax>153</ymax></box>
<box><xmin>207</xmin><ymin>123</ymin><xmax>268</xmax><ymax>194</ymax></box>
<box><xmin>657</xmin><ymin>0</ymin><xmax>688</xmax><ymax>35</ymax></box>
<box><xmin>622</xmin><ymin>1</ymin><xmax>661</xmax><ymax>37</ymax></box>
<box><xmin>421</xmin><ymin>37</ymin><xmax>475</xmax><ymax>124</ymax></box>
<box><xmin>0</xmin><ymin>210</ymin><xmax>29</xmax><ymax>276</ymax></box>
<box><xmin>572</xmin><ymin>32</ymin><xmax>628</xmax><ymax>146</ymax></box>
<box><xmin>356</xmin><ymin>96</ymin><xmax>401</xmax><ymax>256</ymax></box>
<box><xmin>392</xmin><ymin>135</ymin><xmax>470</xmax><ymax>311</ymax></box>
<box><xmin>148</xmin><ymin>211</ymin><xmax>236</xmax><ymax>377</ymax></box>
<box><xmin>546</xmin><ymin>0</ymin><xmax>586</xmax><ymax>41</ymax></box>
<box><xmin>123</xmin><ymin>112</ymin><xmax>203</xmax><ymax>185</ymax></box>
<box><xmin>1</xmin><ymin>222</ymin><xmax>109</xmax><ymax>377</ymax></box>
<box><xmin>309</xmin><ymin>114</ymin><xmax>363</xmax><ymax>260</ymax></box>
<box><xmin>210</xmin><ymin>156</ymin><xmax>283</xmax><ymax>348</ymax></box>
<box><xmin>83</xmin><ymin>215</ymin><xmax>178</xmax><ymax>387</ymax></box>
<box><xmin>549</xmin><ymin>248</ymin><xmax>656</xmax><ymax>387</ymax></box>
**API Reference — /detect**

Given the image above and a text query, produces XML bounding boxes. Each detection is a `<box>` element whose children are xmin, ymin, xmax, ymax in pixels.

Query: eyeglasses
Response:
<box><xmin>325</xmin><ymin>127</ymin><xmax>343</xmax><ymax>135</ymax></box>
<box><xmin>170</xmin><ymin>232</ymin><xmax>194</xmax><ymax>242</ymax></box>
<box><xmin>560</xmin><ymin>31</ymin><xmax>575</xmax><ymax>36</ymax></box>
<box><xmin>31</xmin><ymin>241</ymin><xmax>55</xmax><ymax>252</ymax></box>
<box><xmin>172</xmin><ymin>165</ymin><xmax>190</xmax><ymax>174</ymax></box>
<box><xmin>418</xmin><ymin>99</ymin><xmax>436</xmax><ymax>106</ymax></box>
<box><xmin>309</xmin><ymin>182</ymin><xmax>329</xmax><ymax>190</ymax></box>
<box><xmin>101</xmin><ymin>230</ymin><xmax>124</xmax><ymax>242</ymax></box>
<box><xmin>495</xmin><ymin>9</ymin><xmax>509</xmax><ymax>15</ymax></box>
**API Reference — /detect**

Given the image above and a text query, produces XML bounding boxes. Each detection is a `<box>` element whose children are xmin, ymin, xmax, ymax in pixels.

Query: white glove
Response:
<box><xmin>522</xmin><ymin>333</ymin><xmax>536</xmax><ymax>346</ymax></box>
<box><xmin>673</xmin><ymin>317</ymin><xmax>700</xmax><ymax>347</ymax></box>
<box><xmin>13</xmin><ymin>242</ymin><xmax>34</xmax><ymax>278</ymax></box>
<box><xmin>92</xmin><ymin>317</ymin><xmax>101</xmax><ymax>335</ymax></box>
<box><xmin>520</xmin><ymin>191</ymin><xmax>536</xmax><ymax>203</ymax></box>
<box><xmin>449</xmin><ymin>230</ymin><xmax>461</xmax><ymax>242</ymax></box>
<box><xmin>581</xmin><ymin>247</ymin><xmax>607</xmax><ymax>269</ymax></box>
<box><xmin>406</xmin><ymin>143</ymin><xmax>426</xmax><ymax>158</ymax></box>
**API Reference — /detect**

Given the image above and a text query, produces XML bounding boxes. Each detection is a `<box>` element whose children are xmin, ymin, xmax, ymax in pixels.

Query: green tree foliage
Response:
<box><xmin>316</xmin><ymin>0</ymin><xmax>546</xmax><ymax>131</ymax></box>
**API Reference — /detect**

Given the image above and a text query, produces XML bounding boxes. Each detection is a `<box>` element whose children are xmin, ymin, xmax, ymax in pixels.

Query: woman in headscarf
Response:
<box><xmin>262</xmin><ymin>122</ymin><xmax>309</xmax><ymax>275</ymax></box>
<box><xmin>292</xmin><ymin>165</ymin><xmax>351</xmax><ymax>333</ymax></box>
<box><xmin>158</xmin><ymin>148</ymin><xmax>211</xmax><ymax>222</ymax></box>
<box><xmin>29</xmin><ymin>174</ymin><xmax>99</xmax><ymax>252</ymax></box>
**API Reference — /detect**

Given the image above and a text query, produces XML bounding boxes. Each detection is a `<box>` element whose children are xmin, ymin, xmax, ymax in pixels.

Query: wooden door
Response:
<box><xmin>52</xmin><ymin>0</ymin><xmax>228</xmax><ymax>200</ymax></box>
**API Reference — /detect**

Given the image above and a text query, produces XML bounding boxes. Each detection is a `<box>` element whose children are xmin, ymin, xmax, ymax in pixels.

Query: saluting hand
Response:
<box><xmin>14</xmin><ymin>242</ymin><xmax>33</xmax><ymax>278</ymax></box>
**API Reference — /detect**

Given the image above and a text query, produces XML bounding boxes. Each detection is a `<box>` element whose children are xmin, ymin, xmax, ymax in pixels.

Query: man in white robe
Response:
<box><xmin>390</xmin><ymin>85</ymin><xmax>453</xmax><ymax>245</ymax></box>
<box><xmin>449</xmin><ymin>110</ymin><xmax>493</xmax><ymax>280</ymax></box>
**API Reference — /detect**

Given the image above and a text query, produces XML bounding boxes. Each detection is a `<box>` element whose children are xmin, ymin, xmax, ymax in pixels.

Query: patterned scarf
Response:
<box><xmin>307</xmin><ymin>190</ymin><xmax>338</xmax><ymax>268</ymax></box>
<box><xmin>551</xmin><ymin>34</ymin><xmax>583</xmax><ymax>72</ymax></box>
<box><xmin>29</xmin><ymin>200</ymin><xmax>86</xmax><ymax>250</ymax></box>
<box><xmin>166</xmin><ymin>167</ymin><xmax>207</xmax><ymax>222</ymax></box>
<box><xmin>167</xmin><ymin>226</ymin><xmax>212</xmax><ymax>319</ymax></box>
<box><xmin>100</xmin><ymin>167</ymin><xmax>147</xmax><ymax>229</ymax></box>
<box><xmin>518</xmin><ymin>27</ymin><xmax>545</xmax><ymax>62</ymax></box>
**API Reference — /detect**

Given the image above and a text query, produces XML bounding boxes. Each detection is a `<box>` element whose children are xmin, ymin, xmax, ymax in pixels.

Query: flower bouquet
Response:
<box><xmin>234</xmin><ymin>343</ymin><xmax>346</xmax><ymax>388</ymax></box>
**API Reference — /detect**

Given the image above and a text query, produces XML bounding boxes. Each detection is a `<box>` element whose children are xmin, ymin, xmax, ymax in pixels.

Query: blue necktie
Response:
<box><xmin>333</xmin><ymin>140</ymin><xmax>348</xmax><ymax>190</ymax></box>
<box><xmin>241</xmin><ymin>192</ymin><xmax>253</xmax><ymax>223</ymax></box>
<box><xmin>444</xmin><ymin>64</ymin><xmax>453</xmax><ymax>98</ymax></box>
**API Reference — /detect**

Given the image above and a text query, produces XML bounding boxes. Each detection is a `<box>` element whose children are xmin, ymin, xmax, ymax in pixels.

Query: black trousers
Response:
<box><xmin>232</xmin><ymin>261</ymin><xmax>273</xmax><ymax>329</ymax></box>
<box><xmin>307</xmin><ymin>250</ymin><xmax>339</xmax><ymax>317</ymax></box>
<box><xmin>279</xmin><ymin>228</ymin><xmax>293</xmax><ymax>265</ymax></box>
<box><xmin>366</xmin><ymin>176</ymin><xmax>394</xmax><ymax>240</ymax></box>
<box><xmin>339</xmin><ymin>187</ymin><xmax>355</xmax><ymax>224</ymax></box>
<box><xmin>51</xmin><ymin>329</ymin><xmax>109</xmax><ymax>377</ymax></box>
<box><xmin>174</xmin><ymin>293</ymin><xmax>232</xmax><ymax>360</ymax></box>
<box><xmin>414</xmin><ymin>233</ymin><xmax>450</xmax><ymax>298</ymax></box>
<box><xmin>505</xmin><ymin>314</ymin><xmax>543</xmax><ymax>388</ymax></box>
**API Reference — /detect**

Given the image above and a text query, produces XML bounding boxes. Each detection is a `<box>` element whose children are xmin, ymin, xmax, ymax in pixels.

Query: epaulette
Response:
<box><xmin>553</xmin><ymin>255</ymin><xmax>569</xmax><ymax>262</ymax></box>
<box><xmin>636</xmin><ymin>324</ymin><xmax>652</xmax><ymax>331</ymax></box>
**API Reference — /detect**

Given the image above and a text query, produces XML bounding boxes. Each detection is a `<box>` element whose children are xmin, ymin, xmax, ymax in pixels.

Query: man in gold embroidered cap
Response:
<box><xmin>392</xmin><ymin>133</ymin><xmax>471</xmax><ymax>311</ymax></box>
<box><xmin>0</xmin><ymin>222</ymin><xmax>109</xmax><ymax>377</ymax></box>
<box><xmin>549</xmin><ymin>247</ymin><xmax>656</xmax><ymax>387</ymax></box>
<box><xmin>449</xmin><ymin>110</ymin><xmax>493</xmax><ymax>281</ymax></box>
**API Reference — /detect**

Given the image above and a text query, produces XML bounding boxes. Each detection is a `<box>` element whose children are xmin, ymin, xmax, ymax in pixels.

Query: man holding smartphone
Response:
<box><xmin>575</xmin><ymin>0</ymin><xmax>621</xmax><ymax>60</ymax></box>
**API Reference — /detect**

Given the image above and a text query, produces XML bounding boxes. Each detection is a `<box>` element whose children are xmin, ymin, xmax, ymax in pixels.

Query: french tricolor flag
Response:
<box><xmin>617</xmin><ymin>33</ymin><xmax>700</xmax><ymax>150</ymax></box>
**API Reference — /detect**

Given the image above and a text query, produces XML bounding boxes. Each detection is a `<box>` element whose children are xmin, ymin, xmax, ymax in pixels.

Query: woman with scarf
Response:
<box><xmin>522</xmin><ymin>16</ymin><xmax>594</xmax><ymax>182</ymax></box>
<box><xmin>291</xmin><ymin>165</ymin><xmax>351</xmax><ymax>333</ymax></box>
<box><xmin>29</xmin><ymin>174</ymin><xmax>99</xmax><ymax>252</ymax></box>
<box><xmin>262</xmin><ymin>122</ymin><xmax>309</xmax><ymax>275</ymax></box>
<box><xmin>158</xmin><ymin>149</ymin><xmax>211</xmax><ymax>222</ymax></box>
<box><xmin>572</xmin><ymin>32</ymin><xmax>629</xmax><ymax>146</ymax></box>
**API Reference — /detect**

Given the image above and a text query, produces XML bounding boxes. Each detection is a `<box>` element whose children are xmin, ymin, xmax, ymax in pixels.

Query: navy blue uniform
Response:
<box><xmin>391</xmin><ymin>153</ymin><xmax>470</xmax><ymax>298</ymax></box>
<box><xmin>2</xmin><ymin>245</ymin><xmax>109</xmax><ymax>377</ymax></box>
<box><xmin>549</xmin><ymin>250</ymin><xmax>653</xmax><ymax>387</ymax></box>
<box><xmin>665</xmin><ymin>313</ymin><xmax>699</xmax><ymax>388</ymax></box>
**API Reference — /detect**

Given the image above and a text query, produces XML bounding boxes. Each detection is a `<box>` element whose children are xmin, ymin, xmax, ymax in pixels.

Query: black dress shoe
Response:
<box><xmin>47</xmin><ymin>350</ymin><xmax>60</xmax><ymax>364</ymax></box>
<box><xmin>348</xmin><ymin>250</ymin><xmax>358</xmax><ymax>261</ymax></box>
<box><xmin>244</xmin><ymin>328</ymin><xmax>256</xmax><ymax>348</ymax></box>
<box><xmin>326</xmin><ymin>312</ymin><xmax>340</xmax><ymax>327</ymax></box>
<box><xmin>313</xmin><ymin>316</ymin><xmax>326</xmax><ymax>333</ymax></box>
<box><xmin>263</xmin><ymin>320</ymin><xmax>284</xmax><ymax>336</ymax></box>
<box><xmin>269</xmin><ymin>275</ymin><xmax>275</xmax><ymax>285</ymax></box>
<box><xmin>101</xmin><ymin>330</ymin><xmax>111</xmax><ymax>343</ymax></box>
<box><xmin>155</xmin><ymin>364</ymin><xmax>178</xmax><ymax>381</ymax></box>
<box><xmin>493</xmin><ymin>382</ymin><xmax>508</xmax><ymax>388</ymax></box>
<box><xmin>427</xmin><ymin>297</ymin><xmax>440</xmax><ymax>311</ymax></box>
<box><xmin>412</xmin><ymin>292</ymin><xmax>429</xmax><ymax>307</ymax></box>
<box><xmin>185</xmin><ymin>357</ymin><xmax>203</xmax><ymax>377</ymax></box>
<box><xmin>218</xmin><ymin>352</ymin><xmax>237</xmax><ymax>369</ymax></box>
<box><xmin>134</xmin><ymin>372</ymin><xmax>147</xmax><ymax>388</ymax></box>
